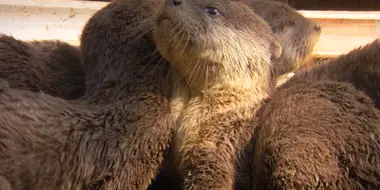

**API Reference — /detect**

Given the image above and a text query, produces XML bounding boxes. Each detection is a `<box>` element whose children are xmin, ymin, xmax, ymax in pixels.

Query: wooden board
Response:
<box><xmin>0</xmin><ymin>0</ymin><xmax>379</xmax><ymax>58</ymax></box>
<box><xmin>300</xmin><ymin>11</ymin><xmax>380</xmax><ymax>58</ymax></box>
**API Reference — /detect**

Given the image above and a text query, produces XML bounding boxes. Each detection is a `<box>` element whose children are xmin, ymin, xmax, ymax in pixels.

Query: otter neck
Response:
<box><xmin>171</xmin><ymin>60</ymin><xmax>272</xmax><ymax>100</ymax></box>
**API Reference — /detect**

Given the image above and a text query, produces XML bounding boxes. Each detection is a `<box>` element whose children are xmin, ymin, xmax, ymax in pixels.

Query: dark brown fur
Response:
<box><xmin>80</xmin><ymin>0</ymin><xmax>165</xmax><ymax>104</ymax></box>
<box><xmin>0</xmin><ymin>35</ymin><xmax>85</xmax><ymax>100</ymax></box>
<box><xmin>0</xmin><ymin>0</ymin><xmax>174</xmax><ymax>189</ymax></box>
<box><xmin>79</xmin><ymin>0</ymin><xmax>175</xmax><ymax>188</ymax></box>
<box><xmin>293</xmin><ymin>39</ymin><xmax>380</xmax><ymax>109</ymax></box>
<box><xmin>252</xmin><ymin>39</ymin><xmax>380</xmax><ymax>189</ymax></box>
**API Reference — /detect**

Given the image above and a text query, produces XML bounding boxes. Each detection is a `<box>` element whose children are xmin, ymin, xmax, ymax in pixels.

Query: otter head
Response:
<box><xmin>246</xmin><ymin>0</ymin><xmax>321</xmax><ymax>76</ymax></box>
<box><xmin>154</xmin><ymin>0</ymin><xmax>282</xmax><ymax>92</ymax></box>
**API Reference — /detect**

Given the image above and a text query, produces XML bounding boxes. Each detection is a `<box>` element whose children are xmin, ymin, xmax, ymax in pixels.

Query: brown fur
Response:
<box><xmin>0</xmin><ymin>35</ymin><xmax>85</xmax><ymax>100</ymax></box>
<box><xmin>0</xmin><ymin>0</ymin><xmax>174</xmax><ymax>189</ymax></box>
<box><xmin>79</xmin><ymin>0</ymin><xmax>175</xmax><ymax>188</ymax></box>
<box><xmin>80</xmin><ymin>0</ymin><xmax>165</xmax><ymax>104</ymax></box>
<box><xmin>252</xmin><ymin>40</ymin><xmax>380</xmax><ymax>189</ymax></box>
<box><xmin>153</xmin><ymin>0</ymin><xmax>281</xmax><ymax>189</ymax></box>
<box><xmin>243</xmin><ymin>0</ymin><xmax>321</xmax><ymax>78</ymax></box>
<box><xmin>292</xmin><ymin>39</ymin><xmax>380</xmax><ymax>109</ymax></box>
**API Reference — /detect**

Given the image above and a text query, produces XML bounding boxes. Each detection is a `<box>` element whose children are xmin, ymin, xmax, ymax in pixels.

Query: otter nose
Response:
<box><xmin>166</xmin><ymin>0</ymin><xmax>182</xmax><ymax>6</ymax></box>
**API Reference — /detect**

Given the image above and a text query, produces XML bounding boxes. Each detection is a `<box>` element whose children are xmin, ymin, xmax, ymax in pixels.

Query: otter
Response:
<box><xmin>0</xmin><ymin>34</ymin><xmax>85</xmax><ymax>100</ymax></box>
<box><xmin>290</xmin><ymin>39</ymin><xmax>380</xmax><ymax>109</ymax></box>
<box><xmin>242</xmin><ymin>0</ymin><xmax>321</xmax><ymax>79</ymax></box>
<box><xmin>0</xmin><ymin>0</ymin><xmax>282</xmax><ymax>189</ymax></box>
<box><xmin>152</xmin><ymin>0</ymin><xmax>281</xmax><ymax>189</ymax></box>
<box><xmin>80</xmin><ymin>0</ymin><xmax>166</xmax><ymax>104</ymax></box>
<box><xmin>252</xmin><ymin>39</ymin><xmax>380</xmax><ymax>189</ymax></box>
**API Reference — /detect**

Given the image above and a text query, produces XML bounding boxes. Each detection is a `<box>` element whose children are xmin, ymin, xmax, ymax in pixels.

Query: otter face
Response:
<box><xmin>154</xmin><ymin>0</ymin><xmax>282</xmax><ymax>79</ymax></box>
<box><xmin>248</xmin><ymin>1</ymin><xmax>321</xmax><ymax>73</ymax></box>
<box><xmin>270</xmin><ymin>3</ymin><xmax>321</xmax><ymax>66</ymax></box>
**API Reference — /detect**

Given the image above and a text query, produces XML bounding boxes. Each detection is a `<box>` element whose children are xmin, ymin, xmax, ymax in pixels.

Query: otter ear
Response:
<box><xmin>270</xmin><ymin>38</ymin><xmax>282</xmax><ymax>60</ymax></box>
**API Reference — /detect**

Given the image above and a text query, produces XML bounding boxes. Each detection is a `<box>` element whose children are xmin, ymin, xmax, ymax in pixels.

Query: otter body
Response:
<box><xmin>252</xmin><ymin>39</ymin><xmax>380</xmax><ymax>189</ymax></box>
<box><xmin>0</xmin><ymin>35</ymin><xmax>84</xmax><ymax>100</ymax></box>
<box><xmin>292</xmin><ymin>39</ymin><xmax>380</xmax><ymax>109</ymax></box>
<box><xmin>153</xmin><ymin>0</ymin><xmax>282</xmax><ymax>189</ymax></box>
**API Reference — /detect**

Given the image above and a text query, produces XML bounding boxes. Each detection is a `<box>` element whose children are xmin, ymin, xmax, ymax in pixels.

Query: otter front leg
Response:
<box><xmin>176</xmin><ymin>95</ymin><xmax>255</xmax><ymax>190</ymax></box>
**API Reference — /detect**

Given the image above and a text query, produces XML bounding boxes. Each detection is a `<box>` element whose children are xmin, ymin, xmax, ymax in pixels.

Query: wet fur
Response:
<box><xmin>0</xmin><ymin>35</ymin><xmax>84</xmax><ymax>100</ymax></box>
<box><xmin>252</xmin><ymin>39</ymin><xmax>380</xmax><ymax>189</ymax></box>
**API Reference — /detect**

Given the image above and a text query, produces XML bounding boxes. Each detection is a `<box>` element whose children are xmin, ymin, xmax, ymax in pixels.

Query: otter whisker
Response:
<box><xmin>125</xmin><ymin>27</ymin><xmax>154</xmax><ymax>47</ymax></box>
<box><xmin>185</xmin><ymin>60</ymin><xmax>200</xmax><ymax>91</ymax></box>
<box><xmin>178</xmin><ymin>60</ymin><xmax>195</xmax><ymax>84</ymax></box>
<box><xmin>173</xmin><ymin>24</ymin><xmax>187</xmax><ymax>53</ymax></box>
<box><xmin>164</xmin><ymin>22</ymin><xmax>180</xmax><ymax>48</ymax></box>
<box><xmin>204</xmin><ymin>62</ymin><xmax>209</xmax><ymax>92</ymax></box>
<box><xmin>180</xmin><ymin>30</ymin><xmax>191</xmax><ymax>57</ymax></box>
<box><xmin>138</xmin><ymin>54</ymin><xmax>162</xmax><ymax>74</ymax></box>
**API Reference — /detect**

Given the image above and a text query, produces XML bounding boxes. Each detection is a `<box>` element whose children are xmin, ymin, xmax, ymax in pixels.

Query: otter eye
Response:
<box><xmin>205</xmin><ymin>7</ymin><xmax>220</xmax><ymax>16</ymax></box>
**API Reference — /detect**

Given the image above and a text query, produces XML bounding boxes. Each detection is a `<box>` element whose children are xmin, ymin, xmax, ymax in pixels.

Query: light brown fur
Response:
<box><xmin>252</xmin><ymin>39</ymin><xmax>380</xmax><ymax>189</ymax></box>
<box><xmin>0</xmin><ymin>35</ymin><xmax>84</xmax><ymax>100</ymax></box>
<box><xmin>153</xmin><ymin>0</ymin><xmax>281</xmax><ymax>189</ymax></box>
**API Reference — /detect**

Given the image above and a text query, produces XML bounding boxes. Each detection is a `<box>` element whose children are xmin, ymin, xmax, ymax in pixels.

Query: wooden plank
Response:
<box><xmin>0</xmin><ymin>0</ymin><xmax>379</xmax><ymax>58</ymax></box>
<box><xmin>299</xmin><ymin>10</ymin><xmax>380</xmax><ymax>58</ymax></box>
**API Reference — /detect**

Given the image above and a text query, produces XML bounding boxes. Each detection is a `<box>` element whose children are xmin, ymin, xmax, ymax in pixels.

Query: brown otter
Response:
<box><xmin>153</xmin><ymin>0</ymin><xmax>281</xmax><ymax>189</ymax></box>
<box><xmin>252</xmin><ymin>39</ymin><xmax>380</xmax><ymax>189</ymax></box>
<box><xmin>291</xmin><ymin>39</ymin><xmax>380</xmax><ymax>109</ymax></box>
<box><xmin>80</xmin><ymin>0</ymin><xmax>167</xmax><ymax>104</ymax></box>
<box><xmin>0</xmin><ymin>34</ymin><xmax>85</xmax><ymax>100</ymax></box>
<box><xmin>242</xmin><ymin>0</ymin><xmax>321</xmax><ymax>80</ymax></box>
